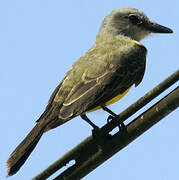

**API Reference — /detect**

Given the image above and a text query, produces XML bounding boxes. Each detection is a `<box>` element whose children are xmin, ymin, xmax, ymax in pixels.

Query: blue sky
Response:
<box><xmin>1</xmin><ymin>0</ymin><xmax>178</xmax><ymax>179</ymax></box>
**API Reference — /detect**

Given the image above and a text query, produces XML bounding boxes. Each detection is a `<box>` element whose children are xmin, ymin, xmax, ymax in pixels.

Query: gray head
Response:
<box><xmin>98</xmin><ymin>8</ymin><xmax>173</xmax><ymax>41</ymax></box>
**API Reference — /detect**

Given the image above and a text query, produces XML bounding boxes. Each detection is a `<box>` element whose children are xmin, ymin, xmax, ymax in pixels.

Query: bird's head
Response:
<box><xmin>98</xmin><ymin>8</ymin><xmax>173</xmax><ymax>41</ymax></box>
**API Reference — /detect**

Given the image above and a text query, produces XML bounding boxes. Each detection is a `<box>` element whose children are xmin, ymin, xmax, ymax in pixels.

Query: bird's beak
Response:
<box><xmin>146</xmin><ymin>21</ymin><xmax>173</xmax><ymax>33</ymax></box>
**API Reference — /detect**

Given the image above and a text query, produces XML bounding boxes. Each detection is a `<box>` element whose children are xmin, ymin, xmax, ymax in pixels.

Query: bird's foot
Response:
<box><xmin>92</xmin><ymin>126</ymin><xmax>100</xmax><ymax>137</ymax></box>
<box><xmin>107</xmin><ymin>114</ymin><xmax>126</xmax><ymax>132</ymax></box>
<box><xmin>92</xmin><ymin>126</ymin><xmax>112</xmax><ymax>140</ymax></box>
<box><xmin>101</xmin><ymin>105</ymin><xmax>124</xmax><ymax>131</ymax></box>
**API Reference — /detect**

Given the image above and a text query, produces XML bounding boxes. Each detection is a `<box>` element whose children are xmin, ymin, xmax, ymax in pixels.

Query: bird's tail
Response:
<box><xmin>6</xmin><ymin>122</ymin><xmax>45</xmax><ymax>177</ymax></box>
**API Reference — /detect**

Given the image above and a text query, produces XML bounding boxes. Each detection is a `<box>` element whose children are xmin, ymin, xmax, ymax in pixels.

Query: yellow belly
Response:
<box><xmin>87</xmin><ymin>87</ymin><xmax>131</xmax><ymax>112</ymax></box>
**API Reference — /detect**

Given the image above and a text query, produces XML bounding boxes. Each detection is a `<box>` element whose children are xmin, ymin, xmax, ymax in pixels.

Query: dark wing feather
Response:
<box><xmin>59</xmin><ymin>44</ymin><xmax>147</xmax><ymax>119</ymax></box>
<box><xmin>59</xmin><ymin>70</ymin><xmax>115</xmax><ymax>119</ymax></box>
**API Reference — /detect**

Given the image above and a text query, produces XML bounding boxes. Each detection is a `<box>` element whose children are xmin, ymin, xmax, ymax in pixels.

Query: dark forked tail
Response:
<box><xmin>6</xmin><ymin>122</ymin><xmax>45</xmax><ymax>176</ymax></box>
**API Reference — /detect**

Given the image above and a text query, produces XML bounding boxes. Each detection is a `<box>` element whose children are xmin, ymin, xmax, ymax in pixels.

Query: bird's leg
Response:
<box><xmin>81</xmin><ymin>114</ymin><xmax>98</xmax><ymax>129</ymax></box>
<box><xmin>101</xmin><ymin>105</ymin><xmax>117</xmax><ymax>117</ymax></box>
<box><xmin>81</xmin><ymin>114</ymin><xmax>100</xmax><ymax>137</ymax></box>
<box><xmin>101</xmin><ymin>105</ymin><xmax>125</xmax><ymax>131</ymax></box>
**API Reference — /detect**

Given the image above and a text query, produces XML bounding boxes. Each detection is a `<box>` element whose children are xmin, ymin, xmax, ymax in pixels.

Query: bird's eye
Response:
<box><xmin>129</xmin><ymin>14</ymin><xmax>142</xmax><ymax>25</ymax></box>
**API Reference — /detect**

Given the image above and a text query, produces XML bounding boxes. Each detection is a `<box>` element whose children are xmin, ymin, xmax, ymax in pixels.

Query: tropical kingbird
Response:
<box><xmin>7</xmin><ymin>8</ymin><xmax>173</xmax><ymax>176</ymax></box>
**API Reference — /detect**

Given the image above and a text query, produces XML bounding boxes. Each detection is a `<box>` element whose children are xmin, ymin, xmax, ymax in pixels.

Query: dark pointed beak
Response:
<box><xmin>146</xmin><ymin>21</ymin><xmax>173</xmax><ymax>33</ymax></box>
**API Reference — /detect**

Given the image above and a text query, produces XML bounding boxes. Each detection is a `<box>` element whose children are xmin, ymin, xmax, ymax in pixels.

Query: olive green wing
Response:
<box><xmin>57</xmin><ymin>44</ymin><xmax>147</xmax><ymax>119</ymax></box>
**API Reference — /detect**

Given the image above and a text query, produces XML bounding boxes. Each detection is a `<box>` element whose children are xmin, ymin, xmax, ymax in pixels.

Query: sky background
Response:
<box><xmin>1</xmin><ymin>0</ymin><xmax>179</xmax><ymax>179</ymax></box>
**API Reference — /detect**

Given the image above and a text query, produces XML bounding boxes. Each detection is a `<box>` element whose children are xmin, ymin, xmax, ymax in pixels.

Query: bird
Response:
<box><xmin>6</xmin><ymin>7</ymin><xmax>173</xmax><ymax>176</ymax></box>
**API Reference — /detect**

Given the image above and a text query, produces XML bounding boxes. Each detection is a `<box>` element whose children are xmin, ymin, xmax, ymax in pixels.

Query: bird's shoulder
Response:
<box><xmin>94</xmin><ymin>36</ymin><xmax>147</xmax><ymax>87</ymax></box>
<box><xmin>95</xmin><ymin>35</ymin><xmax>147</xmax><ymax>57</ymax></box>
<box><xmin>47</xmin><ymin>36</ymin><xmax>147</xmax><ymax>106</ymax></box>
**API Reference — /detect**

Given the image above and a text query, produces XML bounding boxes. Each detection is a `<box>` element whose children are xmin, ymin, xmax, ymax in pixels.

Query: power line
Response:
<box><xmin>33</xmin><ymin>70</ymin><xmax>179</xmax><ymax>180</ymax></box>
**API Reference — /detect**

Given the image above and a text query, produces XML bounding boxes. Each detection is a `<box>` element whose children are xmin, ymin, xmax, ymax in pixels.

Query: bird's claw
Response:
<box><xmin>107</xmin><ymin>115</ymin><xmax>126</xmax><ymax>132</ymax></box>
<box><xmin>107</xmin><ymin>115</ymin><xmax>114</xmax><ymax>123</ymax></box>
<box><xmin>118</xmin><ymin>122</ymin><xmax>126</xmax><ymax>131</ymax></box>
<box><xmin>92</xmin><ymin>126</ymin><xmax>101</xmax><ymax>137</ymax></box>
<box><xmin>92</xmin><ymin>126</ymin><xmax>112</xmax><ymax>140</ymax></box>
